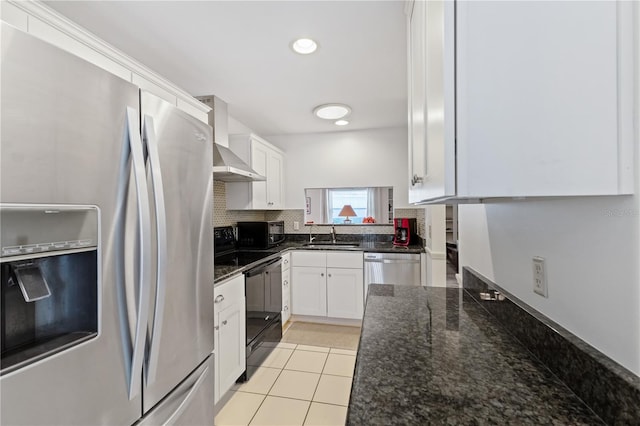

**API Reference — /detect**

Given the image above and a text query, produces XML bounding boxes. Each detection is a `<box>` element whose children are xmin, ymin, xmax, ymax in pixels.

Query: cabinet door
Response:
<box><xmin>407</xmin><ymin>0</ymin><xmax>427</xmax><ymax>203</ymax></box>
<box><xmin>326</xmin><ymin>268</ymin><xmax>364</xmax><ymax>319</ymax></box>
<box><xmin>291</xmin><ymin>266</ymin><xmax>327</xmax><ymax>316</ymax></box>
<box><xmin>407</xmin><ymin>0</ymin><xmax>455</xmax><ymax>203</ymax></box>
<box><xmin>217</xmin><ymin>301</ymin><xmax>246</xmax><ymax>399</ymax></box>
<box><xmin>266</xmin><ymin>150</ymin><xmax>283</xmax><ymax>209</ymax></box>
<box><xmin>250</xmin><ymin>139</ymin><xmax>269</xmax><ymax>209</ymax></box>
<box><xmin>456</xmin><ymin>1</ymin><xmax>629</xmax><ymax>197</ymax></box>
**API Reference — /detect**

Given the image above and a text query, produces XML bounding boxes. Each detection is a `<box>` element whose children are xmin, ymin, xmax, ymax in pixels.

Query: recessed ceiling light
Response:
<box><xmin>313</xmin><ymin>104</ymin><xmax>351</xmax><ymax>120</ymax></box>
<box><xmin>291</xmin><ymin>38</ymin><xmax>318</xmax><ymax>55</ymax></box>
<box><xmin>335</xmin><ymin>119</ymin><xmax>349</xmax><ymax>126</ymax></box>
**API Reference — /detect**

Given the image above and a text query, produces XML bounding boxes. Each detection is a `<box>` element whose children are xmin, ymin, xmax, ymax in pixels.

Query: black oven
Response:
<box><xmin>214</xmin><ymin>225</ymin><xmax>284</xmax><ymax>382</ymax></box>
<box><xmin>237</xmin><ymin>221</ymin><xmax>285</xmax><ymax>249</ymax></box>
<box><xmin>239</xmin><ymin>257</ymin><xmax>282</xmax><ymax>382</ymax></box>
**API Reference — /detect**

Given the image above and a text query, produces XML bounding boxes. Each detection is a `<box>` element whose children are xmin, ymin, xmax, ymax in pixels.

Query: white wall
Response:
<box><xmin>459</xmin><ymin>4</ymin><xmax>640</xmax><ymax>375</ymax></box>
<box><xmin>267</xmin><ymin>127</ymin><xmax>410</xmax><ymax>210</ymax></box>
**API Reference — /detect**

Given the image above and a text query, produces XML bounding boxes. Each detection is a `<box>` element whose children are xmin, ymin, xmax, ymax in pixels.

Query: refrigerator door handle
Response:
<box><xmin>163</xmin><ymin>363</ymin><xmax>210</xmax><ymax>425</ymax></box>
<box><xmin>126</xmin><ymin>106</ymin><xmax>153</xmax><ymax>400</ymax></box>
<box><xmin>142</xmin><ymin>114</ymin><xmax>168</xmax><ymax>385</ymax></box>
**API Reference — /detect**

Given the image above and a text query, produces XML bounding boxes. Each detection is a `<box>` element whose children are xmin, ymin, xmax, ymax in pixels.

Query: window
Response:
<box><xmin>327</xmin><ymin>188</ymin><xmax>368</xmax><ymax>224</ymax></box>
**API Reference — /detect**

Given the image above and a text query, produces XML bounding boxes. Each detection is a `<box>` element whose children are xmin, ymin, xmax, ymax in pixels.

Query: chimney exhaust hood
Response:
<box><xmin>212</xmin><ymin>144</ymin><xmax>266</xmax><ymax>182</ymax></box>
<box><xmin>196</xmin><ymin>95</ymin><xmax>266</xmax><ymax>182</ymax></box>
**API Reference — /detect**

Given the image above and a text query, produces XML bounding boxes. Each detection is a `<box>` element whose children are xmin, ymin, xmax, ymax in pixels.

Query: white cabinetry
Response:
<box><xmin>213</xmin><ymin>274</ymin><xmax>246</xmax><ymax>405</ymax></box>
<box><xmin>407</xmin><ymin>0</ymin><xmax>634</xmax><ymax>204</ymax></box>
<box><xmin>291</xmin><ymin>251</ymin><xmax>363</xmax><ymax>320</ymax></box>
<box><xmin>226</xmin><ymin>134</ymin><xmax>285</xmax><ymax>210</ymax></box>
<box><xmin>281</xmin><ymin>252</ymin><xmax>291</xmax><ymax>326</ymax></box>
<box><xmin>1</xmin><ymin>1</ymin><xmax>210</xmax><ymax>123</ymax></box>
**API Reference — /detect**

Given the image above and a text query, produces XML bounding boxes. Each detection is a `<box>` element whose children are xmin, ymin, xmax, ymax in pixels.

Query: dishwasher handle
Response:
<box><xmin>364</xmin><ymin>258</ymin><xmax>420</xmax><ymax>264</ymax></box>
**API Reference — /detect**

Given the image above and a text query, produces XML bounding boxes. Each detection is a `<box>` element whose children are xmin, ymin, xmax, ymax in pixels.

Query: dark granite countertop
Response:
<box><xmin>347</xmin><ymin>284</ymin><xmax>604</xmax><ymax>425</ymax></box>
<box><xmin>213</xmin><ymin>241</ymin><xmax>424</xmax><ymax>284</ymax></box>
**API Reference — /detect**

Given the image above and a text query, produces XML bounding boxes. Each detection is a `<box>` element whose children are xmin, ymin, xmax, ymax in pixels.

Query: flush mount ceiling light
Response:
<box><xmin>291</xmin><ymin>38</ymin><xmax>318</xmax><ymax>55</ymax></box>
<box><xmin>335</xmin><ymin>119</ymin><xmax>349</xmax><ymax>126</ymax></box>
<box><xmin>313</xmin><ymin>104</ymin><xmax>351</xmax><ymax>120</ymax></box>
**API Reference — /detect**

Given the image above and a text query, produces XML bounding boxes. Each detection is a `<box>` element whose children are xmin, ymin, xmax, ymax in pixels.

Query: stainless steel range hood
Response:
<box><xmin>196</xmin><ymin>95</ymin><xmax>266</xmax><ymax>182</ymax></box>
<box><xmin>212</xmin><ymin>144</ymin><xmax>265</xmax><ymax>182</ymax></box>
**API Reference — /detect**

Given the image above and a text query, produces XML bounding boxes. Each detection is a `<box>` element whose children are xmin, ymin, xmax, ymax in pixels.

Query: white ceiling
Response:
<box><xmin>44</xmin><ymin>1</ymin><xmax>408</xmax><ymax>137</ymax></box>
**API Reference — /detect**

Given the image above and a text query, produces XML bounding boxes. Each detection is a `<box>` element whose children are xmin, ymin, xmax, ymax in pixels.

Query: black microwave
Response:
<box><xmin>237</xmin><ymin>221</ymin><xmax>285</xmax><ymax>249</ymax></box>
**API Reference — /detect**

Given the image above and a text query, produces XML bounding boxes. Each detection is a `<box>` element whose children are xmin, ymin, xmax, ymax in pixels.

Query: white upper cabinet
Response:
<box><xmin>2</xmin><ymin>1</ymin><xmax>210</xmax><ymax>124</ymax></box>
<box><xmin>226</xmin><ymin>134</ymin><xmax>285</xmax><ymax>210</ymax></box>
<box><xmin>407</xmin><ymin>0</ymin><xmax>634</xmax><ymax>204</ymax></box>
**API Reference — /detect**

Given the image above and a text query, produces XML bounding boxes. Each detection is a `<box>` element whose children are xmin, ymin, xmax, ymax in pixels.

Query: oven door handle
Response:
<box><xmin>244</xmin><ymin>258</ymin><xmax>281</xmax><ymax>277</ymax></box>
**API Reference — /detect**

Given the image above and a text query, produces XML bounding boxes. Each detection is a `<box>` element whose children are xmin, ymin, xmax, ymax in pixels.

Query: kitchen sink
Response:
<box><xmin>303</xmin><ymin>242</ymin><xmax>361</xmax><ymax>248</ymax></box>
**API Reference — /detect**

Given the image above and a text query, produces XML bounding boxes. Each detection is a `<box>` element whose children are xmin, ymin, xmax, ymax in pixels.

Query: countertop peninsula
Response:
<box><xmin>347</xmin><ymin>284</ymin><xmax>603</xmax><ymax>425</ymax></box>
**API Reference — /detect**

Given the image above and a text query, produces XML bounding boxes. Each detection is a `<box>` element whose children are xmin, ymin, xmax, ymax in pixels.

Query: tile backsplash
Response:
<box><xmin>213</xmin><ymin>181</ymin><xmax>265</xmax><ymax>226</ymax></box>
<box><xmin>213</xmin><ymin>181</ymin><xmax>425</xmax><ymax>239</ymax></box>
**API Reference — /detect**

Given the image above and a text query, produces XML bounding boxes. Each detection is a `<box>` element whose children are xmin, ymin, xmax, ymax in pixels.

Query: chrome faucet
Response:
<box><xmin>330</xmin><ymin>225</ymin><xmax>337</xmax><ymax>243</ymax></box>
<box><xmin>309</xmin><ymin>224</ymin><xmax>316</xmax><ymax>243</ymax></box>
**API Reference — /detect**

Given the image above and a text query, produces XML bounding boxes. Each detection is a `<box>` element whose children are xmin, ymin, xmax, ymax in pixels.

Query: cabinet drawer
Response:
<box><xmin>282</xmin><ymin>268</ymin><xmax>291</xmax><ymax>298</ymax></box>
<box><xmin>214</xmin><ymin>274</ymin><xmax>244</xmax><ymax>317</ymax></box>
<box><xmin>281</xmin><ymin>252</ymin><xmax>291</xmax><ymax>271</ymax></box>
<box><xmin>292</xmin><ymin>250</ymin><xmax>326</xmax><ymax>267</ymax></box>
<box><xmin>327</xmin><ymin>251</ymin><xmax>363</xmax><ymax>269</ymax></box>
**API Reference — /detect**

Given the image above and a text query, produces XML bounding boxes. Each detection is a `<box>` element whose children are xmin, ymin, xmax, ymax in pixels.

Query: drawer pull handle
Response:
<box><xmin>222</xmin><ymin>320</ymin><xmax>227</xmax><ymax>326</ymax></box>
<box><xmin>321</xmin><ymin>273</ymin><xmax>324</xmax><ymax>277</ymax></box>
<box><xmin>215</xmin><ymin>295</ymin><xmax>224</xmax><ymax>303</ymax></box>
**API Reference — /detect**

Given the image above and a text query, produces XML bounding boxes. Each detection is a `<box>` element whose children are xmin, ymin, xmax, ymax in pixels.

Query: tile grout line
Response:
<box><xmin>220</xmin><ymin>337</ymin><xmax>355</xmax><ymax>425</ymax></box>
<box><xmin>246</xmin><ymin>347</ymin><xmax>296</xmax><ymax>426</ymax></box>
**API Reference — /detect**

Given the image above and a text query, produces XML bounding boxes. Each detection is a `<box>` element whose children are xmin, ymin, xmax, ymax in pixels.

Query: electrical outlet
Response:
<box><xmin>532</xmin><ymin>256</ymin><xmax>548</xmax><ymax>297</ymax></box>
<box><xmin>293</xmin><ymin>221</ymin><xmax>300</xmax><ymax>231</ymax></box>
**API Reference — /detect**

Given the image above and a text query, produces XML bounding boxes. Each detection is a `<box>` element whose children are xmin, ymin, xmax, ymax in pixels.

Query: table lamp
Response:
<box><xmin>338</xmin><ymin>205</ymin><xmax>357</xmax><ymax>224</ymax></box>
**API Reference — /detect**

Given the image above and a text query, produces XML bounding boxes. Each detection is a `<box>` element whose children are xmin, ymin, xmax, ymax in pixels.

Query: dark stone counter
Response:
<box><xmin>347</xmin><ymin>284</ymin><xmax>604</xmax><ymax>425</ymax></box>
<box><xmin>214</xmin><ymin>241</ymin><xmax>424</xmax><ymax>284</ymax></box>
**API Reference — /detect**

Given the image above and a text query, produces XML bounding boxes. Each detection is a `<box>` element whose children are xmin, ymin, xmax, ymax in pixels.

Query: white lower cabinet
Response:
<box><xmin>291</xmin><ymin>266</ymin><xmax>327</xmax><ymax>316</ymax></box>
<box><xmin>326</xmin><ymin>268</ymin><xmax>364</xmax><ymax>319</ymax></box>
<box><xmin>291</xmin><ymin>251</ymin><xmax>363</xmax><ymax>320</ymax></box>
<box><xmin>213</xmin><ymin>274</ymin><xmax>245</xmax><ymax>405</ymax></box>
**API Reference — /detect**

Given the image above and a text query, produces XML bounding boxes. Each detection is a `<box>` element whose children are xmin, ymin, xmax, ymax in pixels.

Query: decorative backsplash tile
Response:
<box><xmin>213</xmin><ymin>181</ymin><xmax>265</xmax><ymax>226</ymax></box>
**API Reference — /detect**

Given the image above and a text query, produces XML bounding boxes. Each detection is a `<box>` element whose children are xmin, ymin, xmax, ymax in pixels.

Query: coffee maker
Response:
<box><xmin>393</xmin><ymin>218</ymin><xmax>417</xmax><ymax>246</ymax></box>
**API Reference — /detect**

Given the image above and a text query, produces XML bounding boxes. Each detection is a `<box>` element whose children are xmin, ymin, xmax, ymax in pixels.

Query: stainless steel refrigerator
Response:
<box><xmin>0</xmin><ymin>22</ymin><xmax>215</xmax><ymax>425</ymax></box>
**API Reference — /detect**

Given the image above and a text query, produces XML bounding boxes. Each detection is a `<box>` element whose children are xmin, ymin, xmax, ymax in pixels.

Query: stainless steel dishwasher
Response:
<box><xmin>363</xmin><ymin>252</ymin><xmax>421</xmax><ymax>300</ymax></box>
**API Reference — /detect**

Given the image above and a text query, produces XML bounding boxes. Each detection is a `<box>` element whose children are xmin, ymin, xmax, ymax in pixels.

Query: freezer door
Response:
<box><xmin>1</xmin><ymin>23</ymin><xmax>141</xmax><ymax>424</ymax></box>
<box><xmin>136</xmin><ymin>355</ymin><xmax>215</xmax><ymax>426</ymax></box>
<box><xmin>140</xmin><ymin>91</ymin><xmax>215</xmax><ymax>412</ymax></box>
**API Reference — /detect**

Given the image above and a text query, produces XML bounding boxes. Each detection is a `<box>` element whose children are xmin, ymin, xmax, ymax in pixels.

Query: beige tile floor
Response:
<box><xmin>215</xmin><ymin>342</ymin><xmax>357</xmax><ymax>426</ymax></box>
